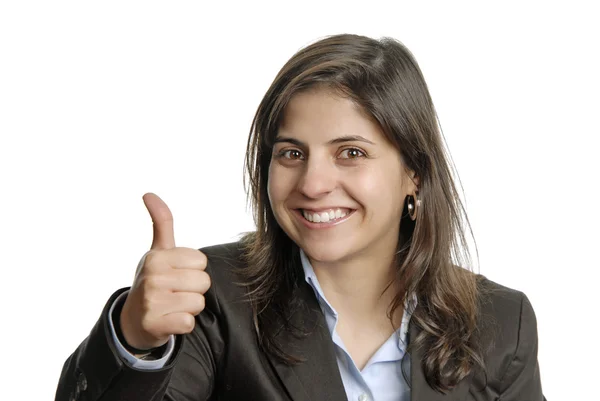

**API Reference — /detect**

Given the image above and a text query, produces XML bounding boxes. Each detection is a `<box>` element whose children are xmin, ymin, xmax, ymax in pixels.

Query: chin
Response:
<box><xmin>296</xmin><ymin>237</ymin><xmax>356</xmax><ymax>264</ymax></box>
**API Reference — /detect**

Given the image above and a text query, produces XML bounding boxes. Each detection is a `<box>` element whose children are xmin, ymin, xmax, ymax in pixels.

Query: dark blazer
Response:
<box><xmin>56</xmin><ymin>242</ymin><xmax>545</xmax><ymax>401</ymax></box>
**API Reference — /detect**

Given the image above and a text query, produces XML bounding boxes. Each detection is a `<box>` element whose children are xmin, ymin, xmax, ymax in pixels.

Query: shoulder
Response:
<box><xmin>198</xmin><ymin>239</ymin><xmax>247</xmax><ymax>280</ymax></box>
<box><xmin>477</xmin><ymin>276</ymin><xmax>536</xmax><ymax>326</ymax></box>
<box><xmin>476</xmin><ymin>276</ymin><xmax>538</xmax><ymax>345</ymax></box>
<box><xmin>199</xmin><ymin>240</ymin><xmax>245</xmax><ymax>263</ymax></box>
<box><xmin>474</xmin><ymin>276</ymin><xmax>542</xmax><ymax>396</ymax></box>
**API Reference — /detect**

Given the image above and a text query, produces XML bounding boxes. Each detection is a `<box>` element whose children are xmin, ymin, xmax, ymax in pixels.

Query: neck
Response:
<box><xmin>309</xmin><ymin>247</ymin><xmax>401</xmax><ymax>326</ymax></box>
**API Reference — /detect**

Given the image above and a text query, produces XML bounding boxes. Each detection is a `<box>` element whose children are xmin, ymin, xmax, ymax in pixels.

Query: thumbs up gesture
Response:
<box><xmin>119</xmin><ymin>193</ymin><xmax>211</xmax><ymax>351</ymax></box>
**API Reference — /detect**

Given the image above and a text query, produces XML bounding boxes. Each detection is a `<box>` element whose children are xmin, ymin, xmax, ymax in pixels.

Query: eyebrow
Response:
<box><xmin>273</xmin><ymin>135</ymin><xmax>375</xmax><ymax>147</ymax></box>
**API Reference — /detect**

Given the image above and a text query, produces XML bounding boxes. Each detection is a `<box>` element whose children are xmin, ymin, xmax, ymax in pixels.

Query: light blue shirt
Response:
<box><xmin>300</xmin><ymin>250</ymin><xmax>416</xmax><ymax>401</ymax></box>
<box><xmin>109</xmin><ymin>250</ymin><xmax>417</xmax><ymax>401</ymax></box>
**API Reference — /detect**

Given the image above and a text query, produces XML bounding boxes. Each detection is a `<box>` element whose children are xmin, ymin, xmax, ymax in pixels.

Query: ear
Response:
<box><xmin>405</xmin><ymin>169</ymin><xmax>420</xmax><ymax>193</ymax></box>
<box><xmin>412</xmin><ymin>172</ymin><xmax>420</xmax><ymax>190</ymax></box>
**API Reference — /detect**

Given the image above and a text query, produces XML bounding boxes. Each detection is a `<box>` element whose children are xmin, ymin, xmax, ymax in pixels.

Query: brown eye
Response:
<box><xmin>280</xmin><ymin>149</ymin><xmax>304</xmax><ymax>160</ymax></box>
<box><xmin>289</xmin><ymin>150</ymin><xmax>302</xmax><ymax>159</ymax></box>
<box><xmin>339</xmin><ymin>148</ymin><xmax>366</xmax><ymax>159</ymax></box>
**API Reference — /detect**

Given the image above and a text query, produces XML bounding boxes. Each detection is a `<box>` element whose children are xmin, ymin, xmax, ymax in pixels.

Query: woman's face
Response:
<box><xmin>268</xmin><ymin>87</ymin><xmax>418</xmax><ymax>264</ymax></box>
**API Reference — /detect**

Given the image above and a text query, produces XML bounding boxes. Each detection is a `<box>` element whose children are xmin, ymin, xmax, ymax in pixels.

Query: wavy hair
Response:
<box><xmin>240</xmin><ymin>33</ymin><xmax>485</xmax><ymax>393</ymax></box>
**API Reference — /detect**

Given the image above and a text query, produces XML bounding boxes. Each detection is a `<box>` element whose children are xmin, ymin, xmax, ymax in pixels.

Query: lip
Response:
<box><xmin>299</xmin><ymin>206</ymin><xmax>353</xmax><ymax>213</ymax></box>
<box><xmin>292</xmin><ymin>208</ymin><xmax>356</xmax><ymax>229</ymax></box>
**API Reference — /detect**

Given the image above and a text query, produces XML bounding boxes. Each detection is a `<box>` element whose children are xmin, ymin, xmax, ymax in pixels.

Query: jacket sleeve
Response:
<box><xmin>54</xmin><ymin>286</ymin><xmax>223</xmax><ymax>401</ymax></box>
<box><xmin>108</xmin><ymin>291</ymin><xmax>176</xmax><ymax>370</ymax></box>
<box><xmin>498</xmin><ymin>293</ymin><xmax>545</xmax><ymax>401</ymax></box>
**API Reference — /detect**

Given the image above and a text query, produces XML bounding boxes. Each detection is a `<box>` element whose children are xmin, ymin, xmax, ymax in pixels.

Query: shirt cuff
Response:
<box><xmin>108</xmin><ymin>290</ymin><xmax>175</xmax><ymax>370</ymax></box>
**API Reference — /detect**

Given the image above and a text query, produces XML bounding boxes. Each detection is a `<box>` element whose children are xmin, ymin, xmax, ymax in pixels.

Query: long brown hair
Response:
<box><xmin>240</xmin><ymin>33</ymin><xmax>485</xmax><ymax>393</ymax></box>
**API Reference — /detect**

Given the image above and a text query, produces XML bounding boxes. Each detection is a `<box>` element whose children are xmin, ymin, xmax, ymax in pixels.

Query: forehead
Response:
<box><xmin>277</xmin><ymin>88</ymin><xmax>383</xmax><ymax>142</ymax></box>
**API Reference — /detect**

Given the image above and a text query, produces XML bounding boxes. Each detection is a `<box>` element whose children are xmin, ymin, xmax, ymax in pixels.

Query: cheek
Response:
<box><xmin>267</xmin><ymin>163</ymin><xmax>291</xmax><ymax>206</ymax></box>
<box><xmin>347</xmin><ymin>167</ymin><xmax>404</xmax><ymax>213</ymax></box>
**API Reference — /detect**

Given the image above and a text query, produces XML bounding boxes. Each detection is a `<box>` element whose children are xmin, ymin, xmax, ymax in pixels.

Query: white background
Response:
<box><xmin>1</xmin><ymin>1</ymin><xmax>598</xmax><ymax>399</ymax></box>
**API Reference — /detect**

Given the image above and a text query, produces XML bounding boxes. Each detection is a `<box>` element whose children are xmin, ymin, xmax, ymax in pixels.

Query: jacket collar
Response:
<box><xmin>266</xmin><ymin>279</ymin><xmax>347</xmax><ymax>401</ymax></box>
<box><xmin>265</xmin><ymin>279</ymin><xmax>470</xmax><ymax>401</ymax></box>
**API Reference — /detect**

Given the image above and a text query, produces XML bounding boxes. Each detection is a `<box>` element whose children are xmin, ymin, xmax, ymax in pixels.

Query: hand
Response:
<box><xmin>119</xmin><ymin>193</ymin><xmax>210</xmax><ymax>351</ymax></box>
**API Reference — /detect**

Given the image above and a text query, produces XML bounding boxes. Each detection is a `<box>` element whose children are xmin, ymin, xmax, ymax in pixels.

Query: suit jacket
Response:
<box><xmin>56</xmin><ymin>241</ymin><xmax>545</xmax><ymax>401</ymax></box>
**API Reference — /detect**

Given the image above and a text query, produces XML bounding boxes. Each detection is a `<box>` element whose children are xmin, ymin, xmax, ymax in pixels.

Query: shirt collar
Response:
<box><xmin>299</xmin><ymin>249</ymin><xmax>418</xmax><ymax>351</ymax></box>
<box><xmin>300</xmin><ymin>249</ymin><xmax>338</xmax><ymax>318</ymax></box>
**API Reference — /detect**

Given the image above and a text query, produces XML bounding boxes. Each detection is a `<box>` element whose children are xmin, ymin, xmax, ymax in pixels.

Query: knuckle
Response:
<box><xmin>143</xmin><ymin>252</ymin><xmax>166</xmax><ymax>274</ymax></box>
<box><xmin>143</xmin><ymin>251</ymin><xmax>159</xmax><ymax>267</ymax></box>
<box><xmin>180</xmin><ymin>248</ymin><xmax>207</xmax><ymax>269</ymax></box>
<box><xmin>141</xmin><ymin>291</ymin><xmax>162</xmax><ymax>313</ymax></box>
<box><xmin>143</xmin><ymin>275</ymin><xmax>164</xmax><ymax>291</ymax></box>
<box><xmin>189</xmin><ymin>269</ymin><xmax>209</xmax><ymax>285</ymax></box>
<box><xmin>201</xmin><ymin>272</ymin><xmax>211</xmax><ymax>291</ymax></box>
<box><xmin>195</xmin><ymin>294</ymin><xmax>206</xmax><ymax>312</ymax></box>
<box><xmin>183</xmin><ymin>315</ymin><xmax>195</xmax><ymax>332</ymax></box>
<box><xmin>196</xmin><ymin>251</ymin><xmax>208</xmax><ymax>268</ymax></box>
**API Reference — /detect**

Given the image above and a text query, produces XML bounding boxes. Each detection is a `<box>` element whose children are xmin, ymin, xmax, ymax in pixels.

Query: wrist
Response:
<box><xmin>112</xmin><ymin>297</ymin><xmax>167</xmax><ymax>357</ymax></box>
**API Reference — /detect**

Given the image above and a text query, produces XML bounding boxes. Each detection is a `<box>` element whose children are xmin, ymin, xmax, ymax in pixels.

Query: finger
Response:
<box><xmin>143</xmin><ymin>192</ymin><xmax>176</xmax><ymax>250</ymax></box>
<box><xmin>163</xmin><ymin>292</ymin><xmax>206</xmax><ymax>316</ymax></box>
<box><xmin>155</xmin><ymin>313</ymin><xmax>196</xmax><ymax>336</ymax></box>
<box><xmin>163</xmin><ymin>248</ymin><xmax>208</xmax><ymax>270</ymax></box>
<box><xmin>170</xmin><ymin>270</ymin><xmax>211</xmax><ymax>293</ymax></box>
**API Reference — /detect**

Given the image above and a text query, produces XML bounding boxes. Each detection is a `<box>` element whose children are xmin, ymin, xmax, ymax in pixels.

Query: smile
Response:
<box><xmin>294</xmin><ymin>208</ymin><xmax>355</xmax><ymax>228</ymax></box>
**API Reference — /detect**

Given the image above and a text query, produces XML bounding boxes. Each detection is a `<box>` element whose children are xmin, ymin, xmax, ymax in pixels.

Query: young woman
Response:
<box><xmin>56</xmin><ymin>34</ymin><xmax>545</xmax><ymax>401</ymax></box>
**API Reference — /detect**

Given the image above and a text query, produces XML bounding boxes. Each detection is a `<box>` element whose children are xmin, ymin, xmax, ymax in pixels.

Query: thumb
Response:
<box><xmin>142</xmin><ymin>192</ymin><xmax>176</xmax><ymax>250</ymax></box>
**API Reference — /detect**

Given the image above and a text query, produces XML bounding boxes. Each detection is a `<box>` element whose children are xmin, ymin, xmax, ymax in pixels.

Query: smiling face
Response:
<box><xmin>267</xmin><ymin>87</ymin><xmax>419</xmax><ymax>264</ymax></box>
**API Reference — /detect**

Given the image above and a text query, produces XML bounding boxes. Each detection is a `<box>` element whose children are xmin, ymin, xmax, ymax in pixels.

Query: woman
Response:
<box><xmin>56</xmin><ymin>34</ymin><xmax>545</xmax><ymax>401</ymax></box>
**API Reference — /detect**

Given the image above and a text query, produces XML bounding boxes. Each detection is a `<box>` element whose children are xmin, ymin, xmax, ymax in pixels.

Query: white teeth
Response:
<box><xmin>302</xmin><ymin>210</ymin><xmax>313</xmax><ymax>222</ymax></box>
<box><xmin>302</xmin><ymin>208</ymin><xmax>350</xmax><ymax>223</ymax></box>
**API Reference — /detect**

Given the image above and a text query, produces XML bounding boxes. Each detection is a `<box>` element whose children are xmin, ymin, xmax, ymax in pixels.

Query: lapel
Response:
<box><xmin>264</xmin><ymin>283</ymin><xmax>472</xmax><ymax>401</ymax></box>
<box><xmin>408</xmin><ymin>323</ymin><xmax>471</xmax><ymax>401</ymax></box>
<box><xmin>266</xmin><ymin>281</ymin><xmax>347</xmax><ymax>401</ymax></box>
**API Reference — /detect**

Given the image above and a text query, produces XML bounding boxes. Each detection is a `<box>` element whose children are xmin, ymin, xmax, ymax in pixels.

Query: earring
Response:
<box><xmin>407</xmin><ymin>192</ymin><xmax>421</xmax><ymax>221</ymax></box>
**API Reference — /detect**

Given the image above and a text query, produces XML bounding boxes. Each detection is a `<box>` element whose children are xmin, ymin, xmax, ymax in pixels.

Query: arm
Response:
<box><xmin>55</xmin><ymin>287</ymin><xmax>222</xmax><ymax>401</ymax></box>
<box><xmin>498</xmin><ymin>293</ymin><xmax>545</xmax><ymax>400</ymax></box>
<box><xmin>55</xmin><ymin>288</ymin><xmax>179</xmax><ymax>401</ymax></box>
<box><xmin>56</xmin><ymin>194</ymin><xmax>223</xmax><ymax>401</ymax></box>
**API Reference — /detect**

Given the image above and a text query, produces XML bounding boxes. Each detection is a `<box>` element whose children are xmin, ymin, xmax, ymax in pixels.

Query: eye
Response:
<box><xmin>278</xmin><ymin>149</ymin><xmax>305</xmax><ymax>160</ymax></box>
<box><xmin>339</xmin><ymin>147</ymin><xmax>366</xmax><ymax>159</ymax></box>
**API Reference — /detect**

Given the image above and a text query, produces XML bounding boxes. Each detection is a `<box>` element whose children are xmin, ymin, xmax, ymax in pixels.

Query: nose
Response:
<box><xmin>297</xmin><ymin>156</ymin><xmax>337</xmax><ymax>199</ymax></box>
